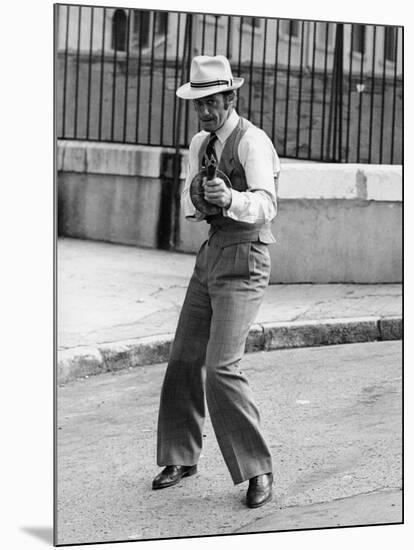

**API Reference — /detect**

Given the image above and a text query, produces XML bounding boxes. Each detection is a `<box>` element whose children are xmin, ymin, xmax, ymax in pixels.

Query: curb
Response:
<box><xmin>57</xmin><ymin>316</ymin><xmax>402</xmax><ymax>384</ymax></box>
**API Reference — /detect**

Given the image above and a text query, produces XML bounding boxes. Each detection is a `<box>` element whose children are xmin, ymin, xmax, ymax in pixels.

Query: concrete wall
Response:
<box><xmin>58</xmin><ymin>173</ymin><xmax>161</xmax><ymax>248</ymax></box>
<box><xmin>57</xmin><ymin>142</ymin><xmax>171</xmax><ymax>248</ymax></box>
<box><xmin>57</xmin><ymin>140</ymin><xmax>402</xmax><ymax>283</ymax></box>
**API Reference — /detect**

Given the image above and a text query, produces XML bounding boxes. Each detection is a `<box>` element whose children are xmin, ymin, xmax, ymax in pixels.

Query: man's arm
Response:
<box><xmin>181</xmin><ymin>134</ymin><xmax>207</xmax><ymax>222</ymax></box>
<box><xmin>223</xmin><ymin>127</ymin><xmax>280</xmax><ymax>224</ymax></box>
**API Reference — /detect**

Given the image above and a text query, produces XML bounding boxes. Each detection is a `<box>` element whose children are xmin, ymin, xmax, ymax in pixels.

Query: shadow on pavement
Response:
<box><xmin>21</xmin><ymin>526</ymin><xmax>53</xmax><ymax>545</ymax></box>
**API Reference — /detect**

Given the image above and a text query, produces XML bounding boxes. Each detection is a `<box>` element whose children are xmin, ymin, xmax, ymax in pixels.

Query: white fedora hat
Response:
<box><xmin>176</xmin><ymin>55</ymin><xmax>244</xmax><ymax>100</ymax></box>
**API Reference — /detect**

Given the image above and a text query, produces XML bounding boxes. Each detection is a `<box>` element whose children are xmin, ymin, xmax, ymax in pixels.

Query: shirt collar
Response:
<box><xmin>215</xmin><ymin>110</ymin><xmax>240</xmax><ymax>144</ymax></box>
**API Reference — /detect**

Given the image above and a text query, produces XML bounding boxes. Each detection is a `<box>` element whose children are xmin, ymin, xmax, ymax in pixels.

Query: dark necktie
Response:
<box><xmin>204</xmin><ymin>133</ymin><xmax>218</xmax><ymax>167</ymax></box>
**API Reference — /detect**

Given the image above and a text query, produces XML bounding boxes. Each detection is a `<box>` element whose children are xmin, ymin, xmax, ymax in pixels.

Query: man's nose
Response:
<box><xmin>198</xmin><ymin>103</ymin><xmax>210</xmax><ymax>117</ymax></box>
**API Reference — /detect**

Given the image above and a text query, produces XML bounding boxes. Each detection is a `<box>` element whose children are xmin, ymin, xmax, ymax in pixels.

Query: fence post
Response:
<box><xmin>171</xmin><ymin>13</ymin><xmax>193</xmax><ymax>249</ymax></box>
<box><xmin>327</xmin><ymin>23</ymin><xmax>344</xmax><ymax>161</ymax></box>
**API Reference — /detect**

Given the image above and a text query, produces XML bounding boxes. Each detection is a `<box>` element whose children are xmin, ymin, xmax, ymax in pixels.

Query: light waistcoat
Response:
<box><xmin>197</xmin><ymin>117</ymin><xmax>276</xmax><ymax>246</ymax></box>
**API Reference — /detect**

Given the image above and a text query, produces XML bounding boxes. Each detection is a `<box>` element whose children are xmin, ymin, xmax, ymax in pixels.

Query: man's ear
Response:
<box><xmin>223</xmin><ymin>91</ymin><xmax>235</xmax><ymax>110</ymax></box>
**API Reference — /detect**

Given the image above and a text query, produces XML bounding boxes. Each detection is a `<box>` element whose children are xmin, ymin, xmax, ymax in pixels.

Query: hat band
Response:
<box><xmin>190</xmin><ymin>78</ymin><xmax>233</xmax><ymax>89</ymax></box>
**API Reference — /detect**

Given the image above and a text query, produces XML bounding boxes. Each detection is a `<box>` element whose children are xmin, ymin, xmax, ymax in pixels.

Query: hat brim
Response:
<box><xmin>176</xmin><ymin>77</ymin><xmax>244</xmax><ymax>99</ymax></box>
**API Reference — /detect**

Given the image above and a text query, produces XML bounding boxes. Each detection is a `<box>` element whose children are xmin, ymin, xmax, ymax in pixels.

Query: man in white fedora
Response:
<box><xmin>152</xmin><ymin>55</ymin><xmax>280</xmax><ymax>509</ymax></box>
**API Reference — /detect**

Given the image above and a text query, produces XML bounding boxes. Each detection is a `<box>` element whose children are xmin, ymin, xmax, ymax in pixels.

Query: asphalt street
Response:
<box><xmin>56</xmin><ymin>341</ymin><xmax>402</xmax><ymax>546</ymax></box>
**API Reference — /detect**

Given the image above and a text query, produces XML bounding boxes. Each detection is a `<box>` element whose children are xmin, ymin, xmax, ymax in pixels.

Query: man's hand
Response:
<box><xmin>203</xmin><ymin>177</ymin><xmax>232</xmax><ymax>209</ymax></box>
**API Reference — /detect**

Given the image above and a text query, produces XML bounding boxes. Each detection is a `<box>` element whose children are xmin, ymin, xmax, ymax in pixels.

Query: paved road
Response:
<box><xmin>56</xmin><ymin>341</ymin><xmax>402</xmax><ymax>545</ymax></box>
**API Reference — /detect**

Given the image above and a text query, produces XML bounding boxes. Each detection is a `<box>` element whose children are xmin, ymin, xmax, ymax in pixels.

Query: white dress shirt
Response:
<box><xmin>181</xmin><ymin>109</ymin><xmax>280</xmax><ymax>224</ymax></box>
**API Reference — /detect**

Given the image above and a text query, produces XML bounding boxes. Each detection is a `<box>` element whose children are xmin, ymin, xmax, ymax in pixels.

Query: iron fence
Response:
<box><xmin>55</xmin><ymin>5</ymin><xmax>403</xmax><ymax>164</ymax></box>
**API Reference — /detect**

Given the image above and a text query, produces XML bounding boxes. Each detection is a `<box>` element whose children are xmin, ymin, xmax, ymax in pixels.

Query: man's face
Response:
<box><xmin>193</xmin><ymin>93</ymin><xmax>230</xmax><ymax>133</ymax></box>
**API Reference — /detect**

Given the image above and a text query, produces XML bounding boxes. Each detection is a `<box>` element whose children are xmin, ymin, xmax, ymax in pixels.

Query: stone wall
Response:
<box><xmin>57</xmin><ymin>140</ymin><xmax>402</xmax><ymax>283</ymax></box>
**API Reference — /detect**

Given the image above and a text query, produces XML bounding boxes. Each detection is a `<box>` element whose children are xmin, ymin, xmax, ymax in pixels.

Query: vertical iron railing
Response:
<box><xmin>73</xmin><ymin>5</ymin><xmax>82</xmax><ymax>138</ymax></box>
<box><xmin>85</xmin><ymin>6</ymin><xmax>94</xmax><ymax>139</ymax></box>
<box><xmin>259</xmin><ymin>18</ymin><xmax>268</xmax><ymax>129</ymax></box>
<box><xmin>320</xmin><ymin>22</ymin><xmax>331</xmax><ymax>160</ymax></box>
<box><xmin>283</xmin><ymin>21</ymin><xmax>293</xmax><ymax>157</ymax></box>
<box><xmin>110</xmin><ymin>8</ymin><xmax>118</xmax><ymax>142</ymax></box>
<box><xmin>390</xmin><ymin>32</ymin><xmax>399</xmax><ymax>164</ymax></box>
<box><xmin>172</xmin><ymin>13</ymin><xmax>193</xmax><ymax>246</ymax></box>
<box><xmin>97</xmin><ymin>7</ymin><xmax>106</xmax><ymax>140</ymax></box>
<box><xmin>122</xmin><ymin>8</ymin><xmax>131</xmax><ymax>143</ymax></box>
<box><xmin>326</xmin><ymin>23</ymin><xmax>344</xmax><ymax>161</ymax></box>
<box><xmin>345</xmin><ymin>23</ymin><xmax>354</xmax><ymax>162</ymax></box>
<box><xmin>295</xmin><ymin>21</ymin><xmax>305</xmax><ymax>157</ymax></box>
<box><xmin>270</xmin><ymin>18</ymin><xmax>280</xmax><ymax>147</ymax></box>
<box><xmin>147</xmin><ymin>14</ymin><xmax>157</xmax><ymax>144</ymax></box>
<box><xmin>379</xmin><ymin>29</ymin><xmax>388</xmax><ymax>164</ymax></box>
<box><xmin>356</xmin><ymin>25</ymin><xmax>365</xmax><ymax>163</ymax></box>
<box><xmin>56</xmin><ymin>5</ymin><xmax>403</xmax><ymax>164</ymax></box>
<box><xmin>61</xmin><ymin>4</ymin><xmax>70</xmax><ymax>137</ymax></box>
<box><xmin>171</xmin><ymin>12</ymin><xmax>182</xmax><ymax>146</ymax></box>
<box><xmin>368</xmin><ymin>25</ymin><xmax>376</xmax><ymax>163</ymax></box>
<box><xmin>308</xmin><ymin>20</ymin><xmax>317</xmax><ymax>159</ymax></box>
<box><xmin>159</xmin><ymin>14</ymin><xmax>168</xmax><ymax>145</ymax></box>
<box><xmin>237</xmin><ymin>16</ymin><xmax>244</xmax><ymax>76</ymax></box>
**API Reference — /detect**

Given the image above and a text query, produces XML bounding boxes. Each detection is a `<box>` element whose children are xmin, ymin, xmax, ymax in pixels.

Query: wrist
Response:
<box><xmin>224</xmin><ymin>190</ymin><xmax>232</xmax><ymax>210</ymax></box>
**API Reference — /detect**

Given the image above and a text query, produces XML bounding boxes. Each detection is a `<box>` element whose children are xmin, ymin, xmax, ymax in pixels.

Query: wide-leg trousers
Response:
<box><xmin>156</xmin><ymin>232</ymin><xmax>273</xmax><ymax>484</ymax></box>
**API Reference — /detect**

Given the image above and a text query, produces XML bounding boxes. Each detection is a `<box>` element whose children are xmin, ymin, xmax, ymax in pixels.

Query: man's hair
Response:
<box><xmin>223</xmin><ymin>90</ymin><xmax>237</xmax><ymax>109</ymax></box>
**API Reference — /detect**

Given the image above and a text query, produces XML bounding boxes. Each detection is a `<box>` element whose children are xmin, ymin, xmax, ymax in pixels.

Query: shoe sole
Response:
<box><xmin>246</xmin><ymin>491</ymin><xmax>273</xmax><ymax>509</ymax></box>
<box><xmin>152</xmin><ymin>466</ymin><xmax>197</xmax><ymax>490</ymax></box>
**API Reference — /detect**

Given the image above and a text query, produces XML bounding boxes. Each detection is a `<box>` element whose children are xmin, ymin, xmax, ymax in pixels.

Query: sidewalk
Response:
<box><xmin>57</xmin><ymin>238</ymin><xmax>402</xmax><ymax>383</ymax></box>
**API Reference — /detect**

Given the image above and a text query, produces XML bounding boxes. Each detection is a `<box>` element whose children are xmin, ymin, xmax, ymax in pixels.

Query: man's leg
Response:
<box><xmin>156</xmin><ymin>245</ymin><xmax>212</xmax><ymax>467</ymax></box>
<box><xmin>205</xmin><ymin>241</ymin><xmax>273</xmax><ymax>485</ymax></box>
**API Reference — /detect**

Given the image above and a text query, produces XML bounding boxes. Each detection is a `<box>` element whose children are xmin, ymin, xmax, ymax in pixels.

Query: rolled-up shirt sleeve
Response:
<box><xmin>181</xmin><ymin>123</ymin><xmax>280</xmax><ymax>224</ymax></box>
<box><xmin>181</xmin><ymin>133</ymin><xmax>207</xmax><ymax>222</ymax></box>
<box><xmin>224</xmin><ymin>127</ymin><xmax>280</xmax><ymax>224</ymax></box>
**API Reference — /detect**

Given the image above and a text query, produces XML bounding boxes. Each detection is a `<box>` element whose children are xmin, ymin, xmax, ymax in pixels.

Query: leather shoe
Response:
<box><xmin>152</xmin><ymin>465</ymin><xmax>197</xmax><ymax>490</ymax></box>
<box><xmin>246</xmin><ymin>473</ymin><xmax>273</xmax><ymax>508</ymax></box>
